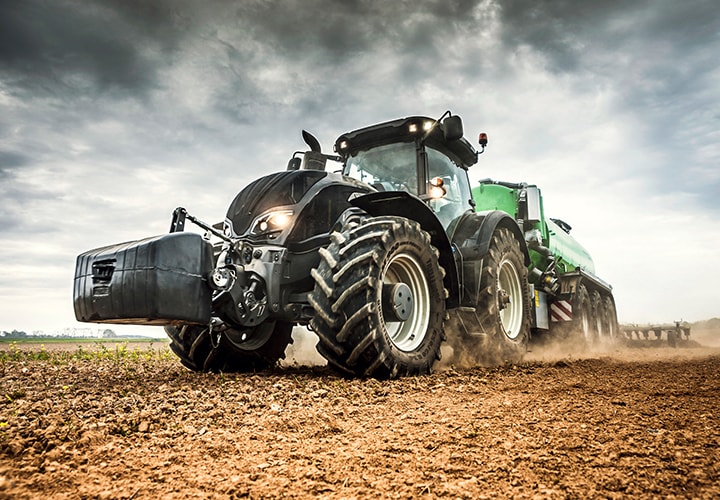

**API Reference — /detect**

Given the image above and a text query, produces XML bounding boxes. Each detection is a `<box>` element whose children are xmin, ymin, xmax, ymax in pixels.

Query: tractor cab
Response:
<box><xmin>334</xmin><ymin>114</ymin><xmax>481</xmax><ymax>229</ymax></box>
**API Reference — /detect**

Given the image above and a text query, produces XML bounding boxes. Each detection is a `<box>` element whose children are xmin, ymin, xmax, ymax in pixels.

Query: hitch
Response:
<box><xmin>170</xmin><ymin>207</ymin><xmax>187</xmax><ymax>233</ymax></box>
<box><xmin>169</xmin><ymin>207</ymin><xmax>233</xmax><ymax>243</ymax></box>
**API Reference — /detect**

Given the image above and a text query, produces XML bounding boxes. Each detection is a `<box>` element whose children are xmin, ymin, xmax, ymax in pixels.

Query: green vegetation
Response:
<box><xmin>0</xmin><ymin>341</ymin><xmax>172</xmax><ymax>364</ymax></box>
<box><xmin>0</xmin><ymin>329</ymin><xmax>30</xmax><ymax>338</ymax></box>
<box><xmin>0</xmin><ymin>336</ymin><xmax>165</xmax><ymax>344</ymax></box>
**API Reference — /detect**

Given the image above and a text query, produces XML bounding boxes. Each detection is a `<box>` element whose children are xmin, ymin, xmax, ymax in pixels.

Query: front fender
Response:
<box><xmin>349</xmin><ymin>191</ymin><xmax>460</xmax><ymax>307</ymax></box>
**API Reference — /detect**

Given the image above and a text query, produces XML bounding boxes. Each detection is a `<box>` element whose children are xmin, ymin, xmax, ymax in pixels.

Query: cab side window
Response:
<box><xmin>426</xmin><ymin>148</ymin><xmax>471</xmax><ymax>228</ymax></box>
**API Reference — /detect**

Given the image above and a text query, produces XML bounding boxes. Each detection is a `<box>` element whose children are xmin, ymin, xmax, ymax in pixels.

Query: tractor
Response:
<box><xmin>74</xmin><ymin>111</ymin><xmax>617</xmax><ymax>378</ymax></box>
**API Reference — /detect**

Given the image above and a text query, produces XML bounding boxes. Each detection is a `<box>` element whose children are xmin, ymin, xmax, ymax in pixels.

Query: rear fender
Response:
<box><xmin>478</xmin><ymin>211</ymin><xmax>529</xmax><ymax>265</ymax></box>
<box><xmin>349</xmin><ymin>191</ymin><xmax>460</xmax><ymax>307</ymax></box>
<box><xmin>450</xmin><ymin>210</ymin><xmax>529</xmax><ymax>307</ymax></box>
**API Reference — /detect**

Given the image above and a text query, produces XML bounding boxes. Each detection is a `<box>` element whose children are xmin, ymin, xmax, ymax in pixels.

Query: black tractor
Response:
<box><xmin>74</xmin><ymin>112</ymin><xmax>532</xmax><ymax>378</ymax></box>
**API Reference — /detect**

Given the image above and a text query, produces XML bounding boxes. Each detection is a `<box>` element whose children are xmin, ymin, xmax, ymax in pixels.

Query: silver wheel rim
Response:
<box><xmin>498</xmin><ymin>258</ymin><xmax>524</xmax><ymax>340</ymax></box>
<box><xmin>382</xmin><ymin>252</ymin><xmax>430</xmax><ymax>352</ymax></box>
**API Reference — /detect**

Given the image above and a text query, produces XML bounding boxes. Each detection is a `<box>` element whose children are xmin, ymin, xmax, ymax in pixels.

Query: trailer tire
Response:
<box><xmin>591</xmin><ymin>290</ymin><xmax>605</xmax><ymax>342</ymax></box>
<box><xmin>602</xmin><ymin>296</ymin><xmax>620</xmax><ymax>343</ymax></box>
<box><xmin>474</xmin><ymin>227</ymin><xmax>531</xmax><ymax>364</ymax></box>
<box><xmin>571</xmin><ymin>284</ymin><xmax>594</xmax><ymax>349</ymax></box>
<box><xmin>165</xmin><ymin>320</ymin><xmax>293</xmax><ymax>373</ymax></box>
<box><xmin>309</xmin><ymin>216</ymin><xmax>446</xmax><ymax>379</ymax></box>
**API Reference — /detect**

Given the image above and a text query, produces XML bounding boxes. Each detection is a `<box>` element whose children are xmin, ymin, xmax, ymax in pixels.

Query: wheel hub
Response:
<box><xmin>498</xmin><ymin>289</ymin><xmax>511</xmax><ymax>310</ymax></box>
<box><xmin>382</xmin><ymin>282</ymin><xmax>414</xmax><ymax>322</ymax></box>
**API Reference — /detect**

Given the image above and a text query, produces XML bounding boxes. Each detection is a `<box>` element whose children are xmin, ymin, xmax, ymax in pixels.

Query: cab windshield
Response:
<box><xmin>343</xmin><ymin>141</ymin><xmax>472</xmax><ymax>228</ymax></box>
<box><xmin>343</xmin><ymin>142</ymin><xmax>418</xmax><ymax>194</ymax></box>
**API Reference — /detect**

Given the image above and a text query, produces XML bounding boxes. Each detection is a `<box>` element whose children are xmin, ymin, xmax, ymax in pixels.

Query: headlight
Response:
<box><xmin>250</xmin><ymin>209</ymin><xmax>294</xmax><ymax>235</ymax></box>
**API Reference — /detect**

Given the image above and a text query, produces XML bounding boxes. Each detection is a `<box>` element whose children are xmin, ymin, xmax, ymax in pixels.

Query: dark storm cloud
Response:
<box><xmin>498</xmin><ymin>0</ymin><xmax>717</xmax><ymax>73</ymax></box>
<box><xmin>498</xmin><ymin>0</ymin><xmax>720</xmax><ymax>211</ymax></box>
<box><xmin>0</xmin><ymin>151</ymin><xmax>31</xmax><ymax>174</ymax></box>
<box><xmin>219</xmin><ymin>0</ymin><xmax>487</xmax><ymax>66</ymax></box>
<box><xmin>0</xmin><ymin>0</ymin><xmax>183</xmax><ymax>98</ymax></box>
<box><xmin>183</xmin><ymin>0</ymin><xmax>498</xmax><ymax>128</ymax></box>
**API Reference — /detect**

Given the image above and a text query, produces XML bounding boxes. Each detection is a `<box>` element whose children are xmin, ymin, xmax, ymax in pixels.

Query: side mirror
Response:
<box><xmin>287</xmin><ymin>157</ymin><xmax>301</xmax><ymax>171</ymax></box>
<box><xmin>442</xmin><ymin>115</ymin><xmax>464</xmax><ymax>141</ymax></box>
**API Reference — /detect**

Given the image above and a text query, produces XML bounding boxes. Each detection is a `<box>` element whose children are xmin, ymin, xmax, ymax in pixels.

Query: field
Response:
<box><xmin>1</xmin><ymin>332</ymin><xmax>719</xmax><ymax>499</ymax></box>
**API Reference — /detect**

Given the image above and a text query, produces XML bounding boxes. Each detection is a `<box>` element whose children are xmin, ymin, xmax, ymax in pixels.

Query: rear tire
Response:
<box><xmin>165</xmin><ymin>320</ymin><xmax>293</xmax><ymax>372</ymax></box>
<box><xmin>474</xmin><ymin>227</ymin><xmax>531</xmax><ymax>364</ymax></box>
<box><xmin>309</xmin><ymin>216</ymin><xmax>446</xmax><ymax>379</ymax></box>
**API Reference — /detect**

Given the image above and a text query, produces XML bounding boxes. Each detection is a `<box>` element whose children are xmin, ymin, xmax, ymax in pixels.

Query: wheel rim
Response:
<box><xmin>382</xmin><ymin>252</ymin><xmax>430</xmax><ymax>352</ymax></box>
<box><xmin>498</xmin><ymin>257</ymin><xmax>524</xmax><ymax>340</ymax></box>
<box><xmin>225</xmin><ymin>321</ymin><xmax>275</xmax><ymax>351</ymax></box>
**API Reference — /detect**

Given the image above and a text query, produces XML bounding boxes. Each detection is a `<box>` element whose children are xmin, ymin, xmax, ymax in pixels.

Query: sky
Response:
<box><xmin>1</xmin><ymin>0</ymin><xmax>719</xmax><ymax>336</ymax></box>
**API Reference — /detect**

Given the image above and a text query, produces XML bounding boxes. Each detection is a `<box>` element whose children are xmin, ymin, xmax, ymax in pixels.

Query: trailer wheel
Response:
<box><xmin>309</xmin><ymin>216</ymin><xmax>446</xmax><ymax>379</ymax></box>
<box><xmin>475</xmin><ymin>227</ymin><xmax>531</xmax><ymax>364</ymax></box>
<box><xmin>601</xmin><ymin>296</ymin><xmax>619</xmax><ymax>342</ymax></box>
<box><xmin>165</xmin><ymin>320</ymin><xmax>293</xmax><ymax>373</ymax></box>
<box><xmin>591</xmin><ymin>290</ymin><xmax>605</xmax><ymax>341</ymax></box>
<box><xmin>571</xmin><ymin>283</ymin><xmax>594</xmax><ymax>348</ymax></box>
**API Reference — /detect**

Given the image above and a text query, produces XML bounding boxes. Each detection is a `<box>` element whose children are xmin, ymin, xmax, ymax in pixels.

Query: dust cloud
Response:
<box><xmin>281</xmin><ymin>327</ymin><xmax>327</xmax><ymax>367</ymax></box>
<box><xmin>280</xmin><ymin>325</ymin><xmax>720</xmax><ymax>371</ymax></box>
<box><xmin>436</xmin><ymin>324</ymin><xmax>720</xmax><ymax>371</ymax></box>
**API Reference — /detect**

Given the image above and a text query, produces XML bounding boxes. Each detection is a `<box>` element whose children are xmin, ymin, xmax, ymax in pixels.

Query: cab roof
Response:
<box><xmin>334</xmin><ymin>115</ymin><xmax>479</xmax><ymax>168</ymax></box>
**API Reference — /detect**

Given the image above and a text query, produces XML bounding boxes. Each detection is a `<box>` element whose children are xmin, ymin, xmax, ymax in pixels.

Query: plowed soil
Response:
<box><xmin>1</xmin><ymin>334</ymin><xmax>719</xmax><ymax>499</ymax></box>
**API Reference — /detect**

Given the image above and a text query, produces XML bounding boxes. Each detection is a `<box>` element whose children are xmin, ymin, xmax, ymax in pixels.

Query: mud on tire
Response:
<box><xmin>309</xmin><ymin>216</ymin><xmax>446</xmax><ymax>379</ymax></box>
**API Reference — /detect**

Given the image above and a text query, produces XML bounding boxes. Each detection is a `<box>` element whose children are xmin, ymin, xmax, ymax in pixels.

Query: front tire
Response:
<box><xmin>165</xmin><ymin>320</ymin><xmax>293</xmax><ymax>372</ymax></box>
<box><xmin>309</xmin><ymin>216</ymin><xmax>446</xmax><ymax>379</ymax></box>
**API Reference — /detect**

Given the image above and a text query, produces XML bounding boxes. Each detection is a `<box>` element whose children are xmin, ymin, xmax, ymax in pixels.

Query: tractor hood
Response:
<box><xmin>226</xmin><ymin>170</ymin><xmax>327</xmax><ymax>236</ymax></box>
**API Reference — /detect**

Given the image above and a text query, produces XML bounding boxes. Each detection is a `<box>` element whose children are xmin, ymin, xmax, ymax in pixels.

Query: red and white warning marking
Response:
<box><xmin>550</xmin><ymin>300</ymin><xmax>572</xmax><ymax>322</ymax></box>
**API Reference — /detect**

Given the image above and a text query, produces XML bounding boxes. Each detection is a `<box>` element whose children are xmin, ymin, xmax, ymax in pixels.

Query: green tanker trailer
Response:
<box><xmin>472</xmin><ymin>179</ymin><xmax>618</xmax><ymax>344</ymax></box>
